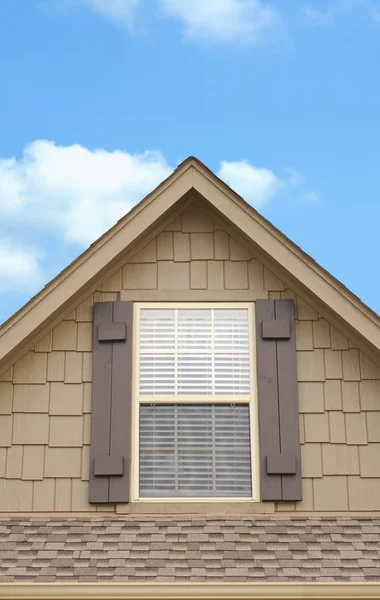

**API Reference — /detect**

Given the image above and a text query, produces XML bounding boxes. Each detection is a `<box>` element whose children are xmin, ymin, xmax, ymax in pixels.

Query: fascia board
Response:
<box><xmin>1</xmin><ymin>582</ymin><xmax>380</xmax><ymax>599</ymax></box>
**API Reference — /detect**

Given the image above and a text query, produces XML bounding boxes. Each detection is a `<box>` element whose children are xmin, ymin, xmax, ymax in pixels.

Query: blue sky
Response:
<box><xmin>0</xmin><ymin>0</ymin><xmax>380</xmax><ymax>323</ymax></box>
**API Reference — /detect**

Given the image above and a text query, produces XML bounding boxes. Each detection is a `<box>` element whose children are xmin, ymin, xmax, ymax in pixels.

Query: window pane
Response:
<box><xmin>177</xmin><ymin>354</ymin><xmax>212</xmax><ymax>395</ymax></box>
<box><xmin>139</xmin><ymin>307</ymin><xmax>250</xmax><ymax>396</ymax></box>
<box><xmin>139</xmin><ymin>354</ymin><xmax>175</xmax><ymax>395</ymax></box>
<box><xmin>139</xmin><ymin>405</ymin><xmax>176</xmax><ymax>494</ymax></box>
<box><xmin>177</xmin><ymin>405</ymin><xmax>214</xmax><ymax>495</ymax></box>
<box><xmin>214</xmin><ymin>405</ymin><xmax>252</xmax><ymax>495</ymax></box>
<box><xmin>140</xmin><ymin>309</ymin><xmax>175</xmax><ymax>351</ymax></box>
<box><xmin>177</xmin><ymin>309</ymin><xmax>211</xmax><ymax>351</ymax></box>
<box><xmin>214</xmin><ymin>354</ymin><xmax>250</xmax><ymax>395</ymax></box>
<box><xmin>139</xmin><ymin>404</ymin><xmax>252</xmax><ymax>498</ymax></box>
<box><xmin>214</xmin><ymin>309</ymin><xmax>249</xmax><ymax>351</ymax></box>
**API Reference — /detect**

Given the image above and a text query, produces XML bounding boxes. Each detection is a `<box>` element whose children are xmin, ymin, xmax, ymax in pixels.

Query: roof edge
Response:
<box><xmin>0</xmin><ymin>157</ymin><xmax>197</xmax><ymax>338</ymax></box>
<box><xmin>1</xmin><ymin>155</ymin><xmax>380</xmax><ymax>374</ymax></box>
<box><xmin>0</xmin><ymin>162</ymin><xmax>198</xmax><ymax>370</ymax></box>
<box><xmin>192</xmin><ymin>160</ymin><xmax>380</xmax><ymax>328</ymax></box>
<box><xmin>189</xmin><ymin>164</ymin><xmax>380</xmax><ymax>358</ymax></box>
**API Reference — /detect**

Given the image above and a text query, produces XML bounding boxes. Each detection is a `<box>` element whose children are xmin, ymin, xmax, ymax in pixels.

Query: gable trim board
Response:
<box><xmin>0</xmin><ymin>157</ymin><xmax>379</xmax><ymax>377</ymax></box>
<box><xmin>1</xmin><ymin>582</ymin><xmax>380</xmax><ymax>599</ymax></box>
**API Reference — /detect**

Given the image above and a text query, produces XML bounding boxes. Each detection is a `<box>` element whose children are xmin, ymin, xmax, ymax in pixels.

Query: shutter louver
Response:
<box><xmin>255</xmin><ymin>299</ymin><xmax>302</xmax><ymax>502</ymax></box>
<box><xmin>139</xmin><ymin>404</ymin><xmax>252</xmax><ymax>498</ymax></box>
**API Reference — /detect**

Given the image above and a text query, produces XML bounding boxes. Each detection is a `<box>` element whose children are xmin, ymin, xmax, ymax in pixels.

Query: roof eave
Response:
<box><xmin>1</xmin><ymin>582</ymin><xmax>380</xmax><ymax>600</ymax></box>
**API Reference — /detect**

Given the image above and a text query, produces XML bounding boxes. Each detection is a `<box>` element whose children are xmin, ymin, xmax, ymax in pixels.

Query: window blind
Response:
<box><xmin>139</xmin><ymin>308</ymin><xmax>250</xmax><ymax>396</ymax></box>
<box><xmin>139</xmin><ymin>404</ymin><xmax>252</xmax><ymax>497</ymax></box>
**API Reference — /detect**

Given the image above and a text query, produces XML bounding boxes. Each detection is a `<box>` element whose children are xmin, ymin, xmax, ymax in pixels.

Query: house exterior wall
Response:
<box><xmin>1</xmin><ymin>205</ymin><xmax>380</xmax><ymax>514</ymax></box>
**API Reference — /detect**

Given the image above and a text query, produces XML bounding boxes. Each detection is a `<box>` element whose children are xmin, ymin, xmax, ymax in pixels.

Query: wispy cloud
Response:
<box><xmin>284</xmin><ymin>167</ymin><xmax>320</xmax><ymax>203</ymax></box>
<box><xmin>158</xmin><ymin>0</ymin><xmax>282</xmax><ymax>45</ymax></box>
<box><xmin>302</xmin><ymin>0</ymin><xmax>379</xmax><ymax>26</ymax></box>
<box><xmin>74</xmin><ymin>0</ymin><xmax>139</xmax><ymax>28</ymax></box>
<box><xmin>372</xmin><ymin>6</ymin><xmax>380</xmax><ymax>22</ymax></box>
<box><xmin>54</xmin><ymin>0</ymin><xmax>283</xmax><ymax>45</ymax></box>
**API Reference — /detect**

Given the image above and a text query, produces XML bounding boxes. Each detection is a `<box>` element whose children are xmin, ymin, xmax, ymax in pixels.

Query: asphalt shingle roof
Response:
<box><xmin>1</xmin><ymin>516</ymin><xmax>380</xmax><ymax>582</ymax></box>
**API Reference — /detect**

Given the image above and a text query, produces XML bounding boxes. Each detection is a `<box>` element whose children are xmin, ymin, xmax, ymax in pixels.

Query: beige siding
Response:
<box><xmin>1</xmin><ymin>204</ymin><xmax>380</xmax><ymax>514</ymax></box>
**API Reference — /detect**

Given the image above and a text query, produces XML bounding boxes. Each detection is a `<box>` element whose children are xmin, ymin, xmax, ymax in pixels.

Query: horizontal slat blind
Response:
<box><xmin>139</xmin><ymin>404</ymin><xmax>252</xmax><ymax>497</ymax></box>
<box><xmin>139</xmin><ymin>308</ymin><xmax>250</xmax><ymax>396</ymax></box>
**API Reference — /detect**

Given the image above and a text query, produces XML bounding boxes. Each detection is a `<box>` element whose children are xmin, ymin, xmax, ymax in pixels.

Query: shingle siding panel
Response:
<box><xmin>1</xmin><ymin>204</ymin><xmax>380</xmax><ymax>518</ymax></box>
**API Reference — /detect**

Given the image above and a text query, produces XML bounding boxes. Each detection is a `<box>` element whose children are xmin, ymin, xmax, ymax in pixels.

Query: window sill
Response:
<box><xmin>116</xmin><ymin>501</ymin><xmax>275</xmax><ymax>515</ymax></box>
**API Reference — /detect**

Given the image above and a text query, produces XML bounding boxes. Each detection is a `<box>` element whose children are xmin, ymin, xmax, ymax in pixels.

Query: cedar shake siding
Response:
<box><xmin>0</xmin><ymin>204</ymin><xmax>380</xmax><ymax>514</ymax></box>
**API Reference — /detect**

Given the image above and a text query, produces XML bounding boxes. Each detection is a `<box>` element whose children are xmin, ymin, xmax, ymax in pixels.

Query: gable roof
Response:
<box><xmin>1</xmin><ymin>156</ymin><xmax>380</xmax><ymax>374</ymax></box>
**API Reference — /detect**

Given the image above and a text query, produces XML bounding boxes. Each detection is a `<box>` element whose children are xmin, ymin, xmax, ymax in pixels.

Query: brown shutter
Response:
<box><xmin>255</xmin><ymin>299</ymin><xmax>302</xmax><ymax>502</ymax></box>
<box><xmin>89</xmin><ymin>301</ymin><xmax>133</xmax><ymax>504</ymax></box>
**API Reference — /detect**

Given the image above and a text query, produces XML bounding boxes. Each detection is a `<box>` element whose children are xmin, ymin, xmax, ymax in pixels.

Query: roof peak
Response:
<box><xmin>1</xmin><ymin>158</ymin><xmax>379</xmax><ymax>374</ymax></box>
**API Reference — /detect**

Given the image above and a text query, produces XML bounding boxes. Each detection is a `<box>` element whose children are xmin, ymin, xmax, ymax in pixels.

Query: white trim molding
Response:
<box><xmin>131</xmin><ymin>302</ymin><xmax>259</xmax><ymax>503</ymax></box>
<box><xmin>1</xmin><ymin>582</ymin><xmax>380</xmax><ymax>599</ymax></box>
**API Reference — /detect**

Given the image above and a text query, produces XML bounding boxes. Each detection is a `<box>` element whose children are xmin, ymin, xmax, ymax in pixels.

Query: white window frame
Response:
<box><xmin>130</xmin><ymin>302</ymin><xmax>260</xmax><ymax>503</ymax></box>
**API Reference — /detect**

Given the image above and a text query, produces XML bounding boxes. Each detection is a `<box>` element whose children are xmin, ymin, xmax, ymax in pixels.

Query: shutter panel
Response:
<box><xmin>275</xmin><ymin>299</ymin><xmax>302</xmax><ymax>501</ymax></box>
<box><xmin>256</xmin><ymin>299</ymin><xmax>302</xmax><ymax>502</ymax></box>
<box><xmin>89</xmin><ymin>302</ymin><xmax>112</xmax><ymax>503</ymax></box>
<box><xmin>89</xmin><ymin>301</ymin><xmax>132</xmax><ymax>503</ymax></box>
<box><xmin>255</xmin><ymin>300</ymin><xmax>281</xmax><ymax>501</ymax></box>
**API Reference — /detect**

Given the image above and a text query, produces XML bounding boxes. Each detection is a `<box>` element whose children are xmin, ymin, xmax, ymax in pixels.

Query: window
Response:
<box><xmin>131</xmin><ymin>303</ymin><xmax>259</xmax><ymax>501</ymax></box>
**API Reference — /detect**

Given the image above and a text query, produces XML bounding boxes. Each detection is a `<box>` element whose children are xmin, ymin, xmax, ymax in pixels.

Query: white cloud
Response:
<box><xmin>159</xmin><ymin>0</ymin><xmax>281</xmax><ymax>44</ymax></box>
<box><xmin>0</xmin><ymin>241</ymin><xmax>44</xmax><ymax>292</ymax></box>
<box><xmin>218</xmin><ymin>161</ymin><xmax>319</xmax><ymax>206</ymax></box>
<box><xmin>0</xmin><ymin>140</ymin><xmax>173</xmax><ymax>246</ymax></box>
<box><xmin>75</xmin><ymin>0</ymin><xmax>139</xmax><ymax>27</ymax></box>
<box><xmin>0</xmin><ymin>142</ymin><xmax>318</xmax><ymax>301</ymax></box>
<box><xmin>217</xmin><ymin>160</ymin><xmax>282</xmax><ymax>206</ymax></box>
